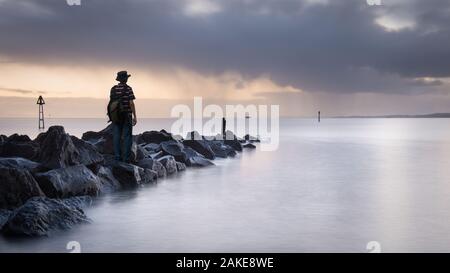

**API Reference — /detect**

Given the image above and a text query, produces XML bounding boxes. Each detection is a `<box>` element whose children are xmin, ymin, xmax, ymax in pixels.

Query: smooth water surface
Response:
<box><xmin>1</xmin><ymin>118</ymin><xmax>450</xmax><ymax>252</ymax></box>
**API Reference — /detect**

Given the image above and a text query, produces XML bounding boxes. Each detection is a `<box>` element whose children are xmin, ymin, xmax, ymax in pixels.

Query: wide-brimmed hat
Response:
<box><xmin>116</xmin><ymin>70</ymin><xmax>131</xmax><ymax>81</ymax></box>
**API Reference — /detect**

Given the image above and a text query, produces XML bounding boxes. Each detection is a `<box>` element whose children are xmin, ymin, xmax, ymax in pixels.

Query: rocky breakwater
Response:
<box><xmin>0</xmin><ymin>125</ymin><xmax>259</xmax><ymax>236</ymax></box>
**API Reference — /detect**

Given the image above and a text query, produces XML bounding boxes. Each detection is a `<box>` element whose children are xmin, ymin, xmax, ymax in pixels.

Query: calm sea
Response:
<box><xmin>1</xmin><ymin>118</ymin><xmax>450</xmax><ymax>252</ymax></box>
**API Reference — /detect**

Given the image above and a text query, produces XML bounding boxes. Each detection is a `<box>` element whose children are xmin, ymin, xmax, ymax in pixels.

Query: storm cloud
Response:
<box><xmin>0</xmin><ymin>0</ymin><xmax>449</xmax><ymax>95</ymax></box>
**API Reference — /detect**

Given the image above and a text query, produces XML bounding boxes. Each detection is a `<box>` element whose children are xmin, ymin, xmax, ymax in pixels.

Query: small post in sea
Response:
<box><xmin>222</xmin><ymin>117</ymin><xmax>227</xmax><ymax>139</ymax></box>
<box><xmin>318</xmin><ymin>111</ymin><xmax>321</xmax><ymax>123</ymax></box>
<box><xmin>37</xmin><ymin>95</ymin><xmax>45</xmax><ymax>129</ymax></box>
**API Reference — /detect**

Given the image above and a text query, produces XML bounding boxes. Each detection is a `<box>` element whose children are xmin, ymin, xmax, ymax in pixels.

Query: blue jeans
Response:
<box><xmin>112</xmin><ymin>115</ymin><xmax>133</xmax><ymax>162</ymax></box>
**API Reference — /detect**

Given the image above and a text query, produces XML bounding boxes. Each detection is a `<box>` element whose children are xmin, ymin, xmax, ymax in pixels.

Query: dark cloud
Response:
<box><xmin>0</xmin><ymin>0</ymin><xmax>449</xmax><ymax>94</ymax></box>
<box><xmin>0</xmin><ymin>86</ymin><xmax>47</xmax><ymax>95</ymax></box>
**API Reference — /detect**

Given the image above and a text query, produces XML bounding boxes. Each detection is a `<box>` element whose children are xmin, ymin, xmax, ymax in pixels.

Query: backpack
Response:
<box><xmin>107</xmin><ymin>99</ymin><xmax>123</xmax><ymax>123</ymax></box>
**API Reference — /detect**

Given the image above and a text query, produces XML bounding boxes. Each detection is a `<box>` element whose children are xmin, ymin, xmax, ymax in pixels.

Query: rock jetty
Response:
<box><xmin>0</xmin><ymin>125</ymin><xmax>259</xmax><ymax>236</ymax></box>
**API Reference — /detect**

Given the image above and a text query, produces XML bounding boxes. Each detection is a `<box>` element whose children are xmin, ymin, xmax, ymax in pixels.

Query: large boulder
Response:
<box><xmin>187</xmin><ymin>156</ymin><xmax>215</xmax><ymax>167</ymax></box>
<box><xmin>70</xmin><ymin>136</ymin><xmax>104</xmax><ymax>167</ymax></box>
<box><xmin>181</xmin><ymin>146</ymin><xmax>201</xmax><ymax>161</ymax></box>
<box><xmin>224</xmin><ymin>130</ymin><xmax>243</xmax><ymax>152</ymax></box>
<box><xmin>1</xmin><ymin>196</ymin><xmax>91</xmax><ymax>236</ymax></box>
<box><xmin>0</xmin><ymin>134</ymin><xmax>40</xmax><ymax>160</ymax></box>
<box><xmin>34</xmin><ymin>165</ymin><xmax>102</xmax><ymax>198</ymax></box>
<box><xmin>136</xmin><ymin>130</ymin><xmax>173</xmax><ymax>144</ymax></box>
<box><xmin>105</xmin><ymin>160</ymin><xmax>155</xmax><ymax>187</ymax></box>
<box><xmin>160</xmin><ymin>140</ymin><xmax>185</xmax><ymax>162</ymax></box>
<box><xmin>0</xmin><ymin>167</ymin><xmax>45</xmax><ymax>210</ymax></box>
<box><xmin>183</xmin><ymin>133</ymin><xmax>215</xmax><ymax>160</ymax></box>
<box><xmin>208</xmin><ymin>141</ymin><xmax>236</xmax><ymax>158</ymax></box>
<box><xmin>0</xmin><ymin>157</ymin><xmax>42</xmax><ymax>172</ymax></box>
<box><xmin>37</xmin><ymin>126</ymin><xmax>81</xmax><ymax>169</ymax></box>
<box><xmin>90</xmin><ymin>165</ymin><xmax>122</xmax><ymax>193</ymax></box>
<box><xmin>181</xmin><ymin>147</ymin><xmax>214</xmax><ymax>167</ymax></box>
<box><xmin>157</xmin><ymin>155</ymin><xmax>178</xmax><ymax>175</ymax></box>
<box><xmin>81</xmin><ymin>124</ymin><xmax>114</xmax><ymax>155</ymax></box>
<box><xmin>136</xmin><ymin>158</ymin><xmax>166</xmax><ymax>178</ymax></box>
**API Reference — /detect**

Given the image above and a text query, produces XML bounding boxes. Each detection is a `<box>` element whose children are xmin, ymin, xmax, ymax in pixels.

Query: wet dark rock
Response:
<box><xmin>37</xmin><ymin>126</ymin><xmax>80</xmax><ymax>169</ymax></box>
<box><xmin>209</xmin><ymin>141</ymin><xmax>236</xmax><ymax>158</ymax></box>
<box><xmin>0</xmin><ymin>134</ymin><xmax>7</xmax><ymax>143</ymax></box>
<box><xmin>180</xmin><ymin>147</ymin><xmax>214</xmax><ymax>167</ymax></box>
<box><xmin>187</xmin><ymin>156</ymin><xmax>214</xmax><ymax>167</ymax></box>
<box><xmin>0</xmin><ymin>135</ymin><xmax>40</xmax><ymax>160</ymax></box>
<box><xmin>140</xmin><ymin>168</ymin><xmax>158</xmax><ymax>184</ymax></box>
<box><xmin>135</xmin><ymin>143</ymin><xmax>150</xmax><ymax>161</ymax></box>
<box><xmin>160</xmin><ymin>140</ymin><xmax>185</xmax><ymax>162</ymax></box>
<box><xmin>141</xmin><ymin>143</ymin><xmax>161</xmax><ymax>153</ymax></box>
<box><xmin>0</xmin><ymin>167</ymin><xmax>45</xmax><ymax>210</ymax></box>
<box><xmin>81</xmin><ymin>124</ymin><xmax>114</xmax><ymax>155</ymax></box>
<box><xmin>176</xmin><ymin>162</ymin><xmax>186</xmax><ymax>172</ymax></box>
<box><xmin>105</xmin><ymin>160</ymin><xmax>153</xmax><ymax>187</ymax></box>
<box><xmin>81</xmin><ymin>124</ymin><xmax>113</xmax><ymax>143</ymax></box>
<box><xmin>90</xmin><ymin>165</ymin><xmax>122</xmax><ymax>193</ymax></box>
<box><xmin>135</xmin><ymin>158</ymin><xmax>154</xmax><ymax>169</ymax></box>
<box><xmin>183</xmin><ymin>133</ymin><xmax>215</xmax><ymax>160</ymax></box>
<box><xmin>224</xmin><ymin>131</ymin><xmax>243</xmax><ymax>152</ymax></box>
<box><xmin>70</xmin><ymin>136</ymin><xmax>104</xmax><ymax>167</ymax></box>
<box><xmin>1</xmin><ymin>196</ymin><xmax>91</xmax><ymax>236</ymax></box>
<box><xmin>136</xmin><ymin>158</ymin><xmax>166</xmax><ymax>178</ymax></box>
<box><xmin>182</xmin><ymin>147</ymin><xmax>202</xmax><ymax>159</ymax></box>
<box><xmin>132</xmin><ymin>134</ymin><xmax>148</xmax><ymax>162</ymax></box>
<box><xmin>34</xmin><ymin>165</ymin><xmax>102</xmax><ymax>198</ymax></box>
<box><xmin>34</xmin><ymin>132</ymin><xmax>46</xmax><ymax>145</ymax></box>
<box><xmin>0</xmin><ymin>209</ymin><xmax>12</xmax><ymax>230</ymax></box>
<box><xmin>136</xmin><ymin>130</ymin><xmax>173</xmax><ymax>144</ymax></box>
<box><xmin>157</xmin><ymin>155</ymin><xmax>177</xmax><ymax>175</ymax></box>
<box><xmin>243</xmin><ymin>143</ymin><xmax>257</xmax><ymax>149</ymax></box>
<box><xmin>0</xmin><ymin>157</ymin><xmax>42</xmax><ymax>172</ymax></box>
<box><xmin>8</xmin><ymin>134</ymin><xmax>32</xmax><ymax>142</ymax></box>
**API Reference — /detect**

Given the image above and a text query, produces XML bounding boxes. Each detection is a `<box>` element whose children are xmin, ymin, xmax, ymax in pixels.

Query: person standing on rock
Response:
<box><xmin>109</xmin><ymin>71</ymin><xmax>137</xmax><ymax>163</ymax></box>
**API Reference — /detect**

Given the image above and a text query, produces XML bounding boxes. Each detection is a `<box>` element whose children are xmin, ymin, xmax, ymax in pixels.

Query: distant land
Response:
<box><xmin>334</xmin><ymin>113</ymin><xmax>450</xmax><ymax>118</ymax></box>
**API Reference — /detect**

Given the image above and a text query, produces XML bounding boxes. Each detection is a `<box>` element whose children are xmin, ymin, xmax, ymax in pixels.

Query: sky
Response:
<box><xmin>0</xmin><ymin>0</ymin><xmax>449</xmax><ymax>117</ymax></box>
